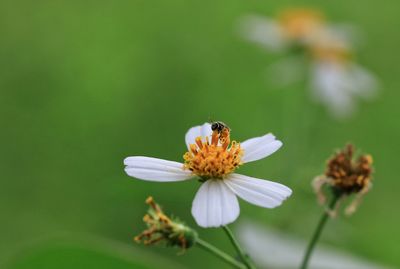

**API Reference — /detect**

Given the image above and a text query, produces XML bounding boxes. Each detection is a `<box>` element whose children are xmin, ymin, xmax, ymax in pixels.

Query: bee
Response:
<box><xmin>210</xmin><ymin>121</ymin><xmax>231</xmax><ymax>145</ymax></box>
<box><xmin>211</xmin><ymin>121</ymin><xmax>230</xmax><ymax>134</ymax></box>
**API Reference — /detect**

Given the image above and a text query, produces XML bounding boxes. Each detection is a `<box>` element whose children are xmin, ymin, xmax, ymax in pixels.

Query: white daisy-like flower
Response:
<box><xmin>239</xmin><ymin>8</ymin><xmax>378</xmax><ymax>119</ymax></box>
<box><xmin>124</xmin><ymin>122</ymin><xmax>292</xmax><ymax>228</ymax></box>
<box><xmin>308</xmin><ymin>23</ymin><xmax>378</xmax><ymax>118</ymax></box>
<box><xmin>310</xmin><ymin>60</ymin><xmax>377</xmax><ymax>118</ymax></box>
<box><xmin>238</xmin><ymin>221</ymin><xmax>392</xmax><ymax>269</ymax></box>
<box><xmin>239</xmin><ymin>9</ymin><xmax>327</xmax><ymax>51</ymax></box>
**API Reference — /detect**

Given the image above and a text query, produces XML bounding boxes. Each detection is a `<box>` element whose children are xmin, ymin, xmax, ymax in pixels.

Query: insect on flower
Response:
<box><xmin>124</xmin><ymin>122</ymin><xmax>292</xmax><ymax>228</ymax></box>
<box><xmin>210</xmin><ymin>121</ymin><xmax>230</xmax><ymax>145</ymax></box>
<box><xmin>211</xmin><ymin>121</ymin><xmax>230</xmax><ymax>133</ymax></box>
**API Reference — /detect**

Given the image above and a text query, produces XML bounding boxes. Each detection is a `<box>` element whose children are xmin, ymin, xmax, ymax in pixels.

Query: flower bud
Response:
<box><xmin>135</xmin><ymin>196</ymin><xmax>198</xmax><ymax>250</ymax></box>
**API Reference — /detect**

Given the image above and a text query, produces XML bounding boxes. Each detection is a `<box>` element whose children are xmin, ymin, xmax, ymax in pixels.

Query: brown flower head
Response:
<box><xmin>313</xmin><ymin>144</ymin><xmax>374</xmax><ymax>216</ymax></box>
<box><xmin>325</xmin><ymin>144</ymin><xmax>373</xmax><ymax>195</ymax></box>
<box><xmin>134</xmin><ymin>197</ymin><xmax>198</xmax><ymax>250</ymax></box>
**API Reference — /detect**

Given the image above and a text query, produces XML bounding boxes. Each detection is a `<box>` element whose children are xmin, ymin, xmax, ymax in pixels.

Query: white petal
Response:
<box><xmin>238</xmin><ymin>15</ymin><xmax>286</xmax><ymax>51</ymax></box>
<box><xmin>241</xmin><ymin>133</ymin><xmax>282</xmax><ymax>163</ymax></box>
<box><xmin>311</xmin><ymin>60</ymin><xmax>379</xmax><ymax>119</ymax></box>
<box><xmin>225</xmin><ymin>173</ymin><xmax>292</xmax><ymax>208</ymax></box>
<box><xmin>346</xmin><ymin>63</ymin><xmax>378</xmax><ymax>99</ymax></box>
<box><xmin>238</xmin><ymin>222</ymin><xmax>389</xmax><ymax>269</ymax></box>
<box><xmin>124</xmin><ymin>156</ymin><xmax>193</xmax><ymax>182</ymax></box>
<box><xmin>185</xmin><ymin>122</ymin><xmax>212</xmax><ymax>150</ymax></box>
<box><xmin>311</xmin><ymin>61</ymin><xmax>356</xmax><ymax>118</ymax></box>
<box><xmin>191</xmin><ymin>180</ymin><xmax>240</xmax><ymax>228</ymax></box>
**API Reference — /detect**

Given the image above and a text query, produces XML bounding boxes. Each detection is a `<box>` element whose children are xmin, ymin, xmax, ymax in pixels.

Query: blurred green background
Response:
<box><xmin>1</xmin><ymin>0</ymin><xmax>399</xmax><ymax>268</ymax></box>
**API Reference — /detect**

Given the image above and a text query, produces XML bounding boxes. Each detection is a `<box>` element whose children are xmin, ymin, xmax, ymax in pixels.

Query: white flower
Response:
<box><xmin>310</xmin><ymin>60</ymin><xmax>378</xmax><ymax>119</ymax></box>
<box><xmin>239</xmin><ymin>8</ymin><xmax>378</xmax><ymax>119</ymax></box>
<box><xmin>239</xmin><ymin>9</ymin><xmax>327</xmax><ymax>52</ymax></box>
<box><xmin>124</xmin><ymin>122</ymin><xmax>292</xmax><ymax>228</ymax></box>
<box><xmin>237</xmin><ymin>221</ymin><xmax>392</xmax><ymax>269</ymax></box>
<box><xmin>238</xmin><ymin>15</ymin><xmax>287</xmax><ymax>51</ymax></box>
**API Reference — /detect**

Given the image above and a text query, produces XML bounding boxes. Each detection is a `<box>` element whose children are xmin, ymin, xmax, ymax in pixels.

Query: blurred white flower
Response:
<box><xmin>310</xmin><ymin>61</ymin><xmax>378</xmax><ymax>118</ymax></box>
<box><xmin>239</xmin><ymin>8</ymin><xmax>378</xmax><ymax>119</ymax></box>
<box><xmin>239</xmin><ymin>15</ymin><xmax>287</xmax><ymax>51</ymax></box>
<box><xmin>237</xmin><ymin>221</ymin><xmax>394</xmax><ymax>269</ymax></box>
<box><xmin>124</xmin><ymin>122</ymin><xmax>292</xmax><ymax>228</ymax></box>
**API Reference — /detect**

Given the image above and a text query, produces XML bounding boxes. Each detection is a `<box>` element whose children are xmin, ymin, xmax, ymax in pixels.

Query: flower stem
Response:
<box><xmin>222</xmin><ymin>225</ymin><xmax>256</xmax><ymax>269</ymax></box>
<box><xmin>196</xmin><ymin>238</ymin><xmax>247</xmax><ymax>269</ymax></box>
<box><xmin>300</xmin><ymin>195</ymin><xmax>340</xmax><ymax>269</ymax></box>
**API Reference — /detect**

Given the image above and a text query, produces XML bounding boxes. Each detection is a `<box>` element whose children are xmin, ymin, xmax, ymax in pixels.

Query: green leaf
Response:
<box><xmin>6</xmin><ymin>236</ymin><xmax>187</xmax><ymax>269</ymax></box>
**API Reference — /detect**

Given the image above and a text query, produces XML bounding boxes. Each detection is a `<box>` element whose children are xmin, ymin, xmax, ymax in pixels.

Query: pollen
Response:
<box><xmin>183</xmin><ymin>129</ymin><xmax>243</xmax><ymax>179</ymax></box>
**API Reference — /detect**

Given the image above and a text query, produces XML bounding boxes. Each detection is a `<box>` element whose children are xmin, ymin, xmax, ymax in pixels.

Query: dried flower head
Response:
<box><xmin>134</xmin><ymin>196</ymin><xmax>198</xmax><ymax>249</ymax></box>
<box><xmin>313</xmin><ymin>144</ymin><xmax>373</xmax><ymax>216</ymax></box>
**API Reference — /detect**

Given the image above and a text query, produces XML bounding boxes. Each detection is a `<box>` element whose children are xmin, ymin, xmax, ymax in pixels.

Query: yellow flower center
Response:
<box><xmin>183</xmin><ymin>129</ymin><xmax>243</xmax><ymax>179</ymax></box>
<box><xmin>278</xmin><ymin>8</ymin><xmax>324</xmax><ymax>40</ymax></box>
<box><xmin>278</xmin><ymin>9</ymin><xmax>352</xmax><ymax>63</ymax></box>
<box><xmin>311</xmin><ymin>40</ymin><xmax>352</xmax><ymax>63</ymax></box>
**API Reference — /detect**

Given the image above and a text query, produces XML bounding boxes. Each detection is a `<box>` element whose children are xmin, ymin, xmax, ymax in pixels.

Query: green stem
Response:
<box><xmin>300</xmin><ymin>195</ymin><xmax>340</xmax><ymax>269</ymax></box>
<box><xmin>222</xmin><ymin>225</ymin><xmax>256</xmax><ymax>269</ymax></box>
<box><xmin>196</xmin><ymin>238</ymin><xmax>247</xmax><ymax>269</ymax></box>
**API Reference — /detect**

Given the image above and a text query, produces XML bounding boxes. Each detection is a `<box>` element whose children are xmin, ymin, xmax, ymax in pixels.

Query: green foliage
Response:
<box><xmin>0</xmin><ymin>0</ymin><xmax>399</xmax><ymax>268</ymax></box>
<box><xmin>6</xmin><ymin>237</ymin><xmax>185</xmax><ymax>269</ymax></box>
